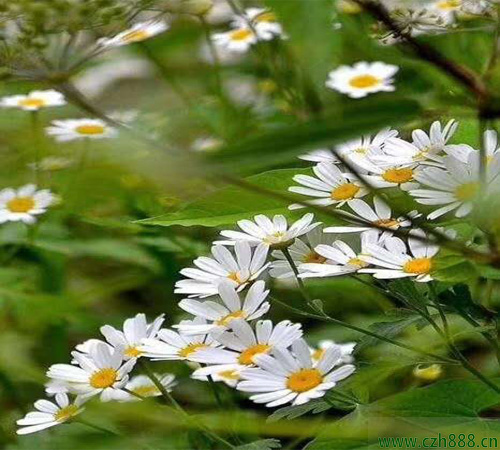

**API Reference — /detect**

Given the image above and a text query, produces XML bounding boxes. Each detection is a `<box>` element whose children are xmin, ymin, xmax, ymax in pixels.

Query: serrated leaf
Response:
<box><xmin>433</xmin><ymin>255</ymin><xmax>478</xmax><ymax>283</ymax></box>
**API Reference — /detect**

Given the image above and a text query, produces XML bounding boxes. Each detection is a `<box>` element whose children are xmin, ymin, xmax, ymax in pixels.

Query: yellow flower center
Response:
<box><xmin>331</xmin><ymin>183</ymin><xmax>360</xmax><ymax>201</ymax></box>
<box><xmin>403</xmin><ymin>257</ymin><xmax>433</xmax><ymax>275</ymax></box>
<box><xmin>312</xmin><ymin>348</ymin><xmax>325</xmax><ymax>361</ymax></box>
<box><xmin>6</xmin><ymin>196</ymin><xmax>35</xmax><ymax>213</ymax></box>
<box><xmin>76</xmin><ymin>124</ymin><xmax>106</xmax><ymax>135</ymax></box>
<box><xmin>348</xmin><ymin>257</ymin><xmax>368</xmax><ymax>268</ymax></box>
<box><xmin>218</xmin><ymin>369</ymin><xmax>241</xmax><ymax>381</ymax></box>
<box><xmin>413</xmin><ymin>364</ymin><xmax>443</xmax><ymax>382</ymax></box>
<box><xmin>18</xmin><ymin>98</ymin><xmax>46</xmax><ymax>108</ymax></box>
<box><xmin>227</xmin><ymin>272</ymin><xmax>244</xmax><ymax>283</ymax></box>
<box><xmin>255</xmin><ymin>12</ymin><xmax>277</xmax><ymax>23</ymax></box>
<box><xmin>437</xmin><ymin>0</ymin><xmax>461</xmax><ymax>10</ymax></box>
<box><xmin>132</xmin><ymin>385</ymin><xmax>160</xmax><ymax>397</ymax></box>
<box><xmin>89</xmin><ymin>368</ymin><xmax>118</xmax><ymax>389</ymax></box>
<box><xmin>178</xmin><ymin>343</ymin><xmax>207</xmax><ymax>358</ymax></box>
<box><xmin>455</xmin><ymin>182</ymin><xmax>479</xmax><ymax>202</ymax></box>
<box><xmin>230</xmin><ymin>28</ymin><xmax>253</xmax><ymax>41</ymax></box>
<box><xmin>124</xmin><ymin>346</ymin><xmax>142</xmax><ymax>358</ymax></box>
<box><xmin>216</xmin><ymin>310</ymin><xmax>247</xmax><ymax>326</ymax></box>
<box><xmin>303</xmin><ymin>252</ymin><xmax>327</xmax><ymax>264</ymax></box>
<box><xmin>286</xmin><ymin>368</ymin><xmax>323</xmax><ymax>393</ymax></box>
<box><xmin>238</xmin><ymin>344</ymin><xmax>271</xmax><ymax>365</ymax></box>
<box><xmin>54</xmin><ymin>404</ymin><xmax>80</xmax><ymax>422</ymax></box>
<box><xmin>373</xmin><ymin>218</ymin><xmax>399</xmax><ymax>228</ymax></box>
<box><xmin>382</xmin><ymin>168</ymin><xmax>414</xmax><ymax>184</ymax></box>
<box><xmin>348</xmin><ymin>74</ymin><xmax>380</xmax><ymax>89</ymax></box>
<box><xmin>122</xmin><ymin>30</ymin><xmax>150</xmax><ymax>43</ymax></box>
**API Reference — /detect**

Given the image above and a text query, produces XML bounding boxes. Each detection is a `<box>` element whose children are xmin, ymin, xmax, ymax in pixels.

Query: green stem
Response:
<box><xmin>75</xmin><ymin>418</ymin><xmax>119</xmax><ymax>436</ymax></box>
<box><xmin>30</xmin><ymin>110</ymin><xmax>42</xmax><ymax>186</ymax></box>
<box><xmin>281</xmin><ymin>247</ymin><xmax>312</xmax><ymax>303</ymax></box>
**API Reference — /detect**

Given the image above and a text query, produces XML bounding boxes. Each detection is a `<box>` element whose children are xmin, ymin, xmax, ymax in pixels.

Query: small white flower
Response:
<box><xmin>428</xmin><ymin>0</ymin><xmax>463</xmax><ymax>23</ymax></box>
<box><xmin>191</xmin><ymin>319</ymin><xmax>303</xmax><ymax>382</ymax></box>
<box><xmin>410</xmin><ymin>152</ymin><xmax>500</xmax><ymax>219</ymax></box>
<box><xmin>1</xmin><ymin>90</ymin><xmax>66</xmax><ymax>111</ymax></box>
<box><xmin>324</xmin><ymin>198</ymin><xmax>416</xmax><ymax>235</ymax></box>
<box><xmin>299</xmin><ymin>230</ymin><xmax>380</xmax><ymax>279</ymax></box>
<box><xmin>269</xmin><ymin>227</ymin><xmax>331</xmax><ymax>279</ymax></box>
<box><xmin>326</xmin><ymin>61</ymin><xmax>399</xmax><ymax>98</ymax></box>
<box><xmin>140</xmin><ymin>318</ymin><xmax>219</xmax><ymax>361</ymax></box>
<box><xmin>358</xmin><ymin>157</ymin><xmax>422</xmax><ymax>191</ymax></box>
<box><xmin>299</xmin><ymin>148</ymin><xmax>340</xmax><ymax>165</ymax></box>
<box><xmin>111</xmin><ymin>374</ymin><xmax>176</xmax><ymax>402</ymax></box>
<box><xmin>212</xmin><ymin>27</ymin><xmax>258</xmax><ymax>53</ymax></box>
<box><xmin>360</xmin><ymin>230</ymin><xmax>440</xmax><ymax>282</ymax></box>
<box><xmin>99</xmin><ymin>21</ymin><xmax>169</xmax><ymax>48</ymax></box>
<box><xmin>17</xmin><ymin>394</ymin><xmax>85</xmax><ymax>435</ymax></box>
<box><xmin>0</xmin><ymin>184</ymin><xmax>55</xmax><ymax>225</ymax></box>
<box><xmin>218</xmin><ymin>213</ymin><xmax>320</xmax><ymax>247</ymax></box>
<box><xmin>238</xmin><ymin>339</ymin><xmax>355</xmax><ymax>407</ymax></box>
<box><xmin>310</xmin><ymin>340</ymin><xmax>356</xmax><ymax>366</ymax></box>
<box><xmin>289</xmin><ymin>163</ymin><xmax>368</xmax><ymax>210</ymax></box>
<box><xmin>99</xmin><ymin>313</ymin><xmax>165</xmax><ymax>359</ymax></box>
<box><xmin>47</xmin><ymin>342</ymin><xmax>135</xmax><ymax>401</ymax></box>
<box><xmin>176</xmin><ymin>280</ymin><xmax>270</xmax><ymax>335</ymax></box>
<box><xmin>46</xmin><ymin>119</ymin><xmax>118</xmax><ymax>142</ymax></box>
<box><xmin>233</xmin><ymin>8</ymin><xmax>284</xmax><ymax>40</ymax></box>
<box><xmin>175</xmin><ymin>241</ymin><xmax>269</xmax><ymax>298</ymax></box>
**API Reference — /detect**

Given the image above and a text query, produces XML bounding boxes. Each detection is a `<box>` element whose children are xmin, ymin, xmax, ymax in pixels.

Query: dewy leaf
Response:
<box><xmin>138</xmin><ymin>168</ymin><xmax>332</xmax><ymax>228</ymax></box>
<box><xmin>204</xmin><ymin>99</ymin><xmax>422</xmax><ymax>172</ymax></box>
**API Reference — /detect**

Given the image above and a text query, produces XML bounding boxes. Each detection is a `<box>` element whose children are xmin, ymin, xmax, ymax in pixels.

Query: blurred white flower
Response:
<box><xmin>46</xmin><ymin>118</ymin><xmax>118</xmax><ymax>142</ymax></box>
<box><xmin>212</xmin><ymin>27</ymin><xmax>258</xmax><ymax>53</ymax></box>
<box><xmin>99</xmin><ymin>21</ymin><xmax>169</xmax><ymax>48</ymax></box>
<box><xmin>310</xmin><ymin>340</ymin><xmax>356</xmax><ymax>366</ymax></box>
<box><xmin>0</xmin><ymin>184</ymin><xmax>55</xmax><ymax>225</ymax></box>
<box><xmin>111</xmin><ymin>374</ymin><xmax>176</xmax><ymax>402</ymax></box>
<box><xmin>1</xmin><ymin>90</ymin><xmax>66</xmax><ymax>111</ymax></box>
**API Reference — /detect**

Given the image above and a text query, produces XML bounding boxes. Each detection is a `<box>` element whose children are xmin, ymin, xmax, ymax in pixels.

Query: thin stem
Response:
<box><xmin>30</xmin><ymin>110</ymin><xmax>42</xmax><ymax>186</ymax></box>
<box><xmin>122</xmin><ymin>387</ymin><xmax>145</xmax><ymax>401</ymax></box>
<box><xmin>281</xmin><ymin>247</ymin><xmax>312</xmax><ymax>303</ymax></box>
<box><xmin>429</xmin><ymin>283</ymin><xmax>449</xmax><ymax>337</ymax></box>
<box><xmin>75</xmin><ymin>418</ymin><xmax>119</xmax><ymax>436</ymax></box>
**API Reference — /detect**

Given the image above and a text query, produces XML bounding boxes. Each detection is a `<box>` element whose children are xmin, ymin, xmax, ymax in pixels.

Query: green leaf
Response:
<box><xmin>386</xmin><ymin>279</ymin><xmax>428</xmax><ymax>309</ymax></box>
<box><xmin>433</xmin><ymin>255</ymin><xmax>478</xmax><ymax>283</ymax></box>
<box><xmin>268</xmin><ymin>399</ymin><xmax>333</xmax><ymax>422</ymax></box>
<box><xmin>138</xmin><ymin>168</ymin><xmax>325</xmax><ymax>228</ymax></box>
<box><xmin>205</xmin><ymin>99</ymin><xmax>422</xmax><ymax>172</ymax></box>
<box><xmin>235</xmin><ymin>439</ymin><xmax>281</xmax><ymax>450</ymax></box>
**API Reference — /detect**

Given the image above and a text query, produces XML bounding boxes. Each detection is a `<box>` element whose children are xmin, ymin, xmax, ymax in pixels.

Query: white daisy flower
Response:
<box><xmin>324</xmin><ymin>198</ymin><xmax>417</xmax><ymax>235</ymax></box>
<box><xmin>299</xmin><ymin>230</ymin><xmax>380</xmax><ymax>279</ymax></box>
<box><xmin>1</xmin><ymin>89</ymin><xmax>66</xmax><ymax>111</ymax></box>
<box><xmin>176</xmin><ymin>280</ymin><xmax>270</xmax><ymax>335</ymax></box>
<box><xmin>359</xmin><ymin>231</ymin><xmax>440</xmax><ymax>282</ymax></box>
<box><xmin>233</xmin><ymin>8</ymin><xmax>284</xmax><ymax>40</ymax></box>
<box><xmin>17</xmin><ymin>394</ymin><xmax>85</xmax><ymax>435</ymax></box>
<box><xmin>190</xmin><ymin>319</ymin><xmax>303</xmax><ymax>382</ymax></box>
<box><xmin>192</xmin><ymin>366</ymin><xmax>242</xmax><ymax>387</ymax></box>
<box><xmin>269</xmin><ymin>227</ymin><xmax>331</xmax><ymax>279</ymax></box>
<box><xmin>299</xmin><ymin>148</ymin><xmax>340</xmax><ymax>165</ymax></box>
<box><xmin>410</xmin><ymin>152</ymin><xmax>500</xmax><ymax>219</ymax></box>
<box><xmin>45</xmin><ymin>380</ymin><xmax>71</xmax><ymax>396</ymax></box>
<box><xmin>46</xmin><ymin>119</ymin><xmax>118</xmax><ymax>142</ymax></box>
<box><xmin>326</xmin><ymin>62</ymin><xmax>399</xmax><ymax>99</ymax></box>
<box><xmin>238</xmin><ymin>339</ymin><xmax>355</xmax><ymax>407</ymax></box>
<box><xmin>111</xmin><ymin>374</ymin><xmax>176</xmax><ymax>402</ymax></box>
<box><xmin>99</xmin><ymin>313</ymin><xmax>165</xmax><ymax>359</ymax></box>
<box><xmin>212</xmin><ymin>27</ymin><xmax>258</xmax><ymax>53</ymax></box>
<box><xmin>411</xmin><ymin>120</ymin><xmax>458</xmax><ymax>156</ymax></box>
<box><xmin>289</xmin><ymin>163</ymin><xmax>368</xmax><ymax>210</ymax></box>
<box><xmin>428</xmin><ymin>0</ymin><xmax>462</xmax><ymax>23</ymax></box>
<box><xmin>0</xmin><ymin>184</ymin><xmax>55</xmax><ymax>225</ymax></box>
<box><xmin>218</xmin><ymin>213</ymin><xmax>320</xmax><ymax>248</ymax></box>
<box><xmin>98</xmin><ymin>21</ymin><xmax>169</xmax><ymax>48</ymax></box>
<box><xmin>358</xmin><ymin>157</ymin><xmax>422</xmax><ymax>191</ymax></box>
<box><xmin>46</xmin><ymin>342</ymin><xmax>135</xmax><ymax>401</ymax></box>
<box><xmin>175</xmin><ymin>241</ymin><xmax>269</xmax><ymax>298</ymax></box>
<box><xmin>140</xmin><ymin>318</ymin><xmax>219</xmax><ymax>361</ymax></box>
<box><xmin>310</xmin><ymin>340</ymin><xmax>356</xmax><ymax>366</ymax></box>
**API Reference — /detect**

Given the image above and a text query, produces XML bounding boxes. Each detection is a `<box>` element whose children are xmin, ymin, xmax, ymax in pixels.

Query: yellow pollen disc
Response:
<box><xmin>54</xmin><ymin>404</ymin><xmax>80</xmax><ymax>422</ymax></box>
<box><xmin>263</xmin><ymin>231</ymin><xmax>287</xmax><ymax>245</ymax></box>
<box><xmin>122</xmin><ymin>30</ymin><xmax>150</xmax><ymax>43</ymax></box>
<box><xmin>89</xmin><ymin>368</ymin><xmax>118</xmax><ymax>389</ymax></box>
<box><xmin>255</xmin><ymin>12</ymin><xmax>277</xmax><ymax>23</ymax></box>
<box><xmin>373</xmin><ymin>218</ymin><xmax>399</xmax><ymax>228</ymax></box>
<box><xmin>437</xmin><ymin>0</ymin><xmax>461</xmax><ymax>10</ymax></box>
<box><xmin>227</xmin><ymin>272</ymin><xmax>244</xmax><ymax>283</ymax></box>
<box><xmin>6</xmin><ymin>196</ymin><xmax>35</xmax><ymax>213</ymax></box>
<box><xmin>348</xmin><ymin>74</ymin><xmax>380</xmax><ymax>89</ymax></box>
<box><xmin>230</xmin><ymin>28</ymin><xmax>253</xmax><ymax>41</ymax></box>
<box><xmin>132</xmin><ymin>385</ymin><xmax>160</xmax><ymax>397</ymax></box>
<box><xmin>216</xmin><ymin>310</ymin><xmax>247</xmax><ymax>326</ymax></box>
<box><xmin>19</xmin><ymin>98</ymin><xmax>46</xmax><ymax>108</ymax></box>
<box><xmin>303</xmin><ymin>252</ymin><xmax>327</xmax><ymax>264</ymax></box>
<box><xmin>238</xmin><ymin>344</ymin><xmax>271</xmax><ymax>365</ymax></box>
<box><xmin>218</xmin><ymin>369</ymin><xmax>241</xmax><ymax>381</ymax></box>
<box><xmin>286</xmin><ymin>368</ymin><xmax>323</xmax><ymax>393</ymax></box>
<box><xmin>312</xmin><ymin>348</ymin><xmax>325</xmax><ymax>361</ymax></box>
<box><xmin>331</xmin><ymin>183</ymin><xmax>360</xmax><ymax>201</ymax></box>
<box><xmin>348</xmin><ymin>257</ymin><xmax>368</xmax><ymax>268</ymax></box>
<box><xmin>413</xmin><ymin>364</ymin><xmax>443</xmax><ymax>382</ymax></box>
<box><xmin>382</xmin><ymin>168</ymin><xmax>414</xmax><ymax>184</ymax></box>
<box><xmin>354</xmin><ymin>147</ymin><xmax>367</xmax><ymax>154</ymax></box>
<box><xmin>124</xmin><ymin>346</ymin><xmax>142</xmax><ymax>358</ymax></box>
<box><xmin>178</xmin><ymin>343</ymin><xmax>207</xmax><ymax>358</ymax></box>
<box><xmin>76</xmin><ymin>124</ymin><xmax>106</xmax><ymax>135</ymax></box>
<box><xmin>403</xmin><ymin>257</ymin><xmax>433</xmax><ymax>275</ymax></box>
<box><xmin>455</xmin><ymin>182</ymin><xmax>479</xmax><ymax>202</ymax></box>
